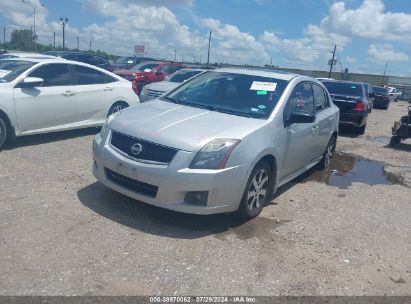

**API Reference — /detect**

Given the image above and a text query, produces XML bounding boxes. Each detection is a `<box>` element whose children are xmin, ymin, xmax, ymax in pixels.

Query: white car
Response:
<box><xmin>139</xmin><ymin>68</ymin><xmax>206</xmax><ymax>102</ymax></box>
<box><xmin>0</xmin><ymin>58</ymin><xmax>138</xmax><ymax>149</ymax></box>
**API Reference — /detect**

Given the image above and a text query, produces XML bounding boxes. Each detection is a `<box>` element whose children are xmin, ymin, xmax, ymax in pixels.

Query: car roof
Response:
<box><xmin>213</xmin><ymin>67</ymin><xmax>298</xmax><ymax>81</ymax></box>
<box><xmin>177</xmin><ymin>68</ymin><xmax>206</xmax><ymax>72</ymax></box>
<box><xmin>4</xmin><ymin>52</ymin><xmax>58</xmax><ymax>59</ymax></box>
<box><xmin>321</xmin><ymin>79</ymin><xmax>363</xmax><ymax>85</ymax></box>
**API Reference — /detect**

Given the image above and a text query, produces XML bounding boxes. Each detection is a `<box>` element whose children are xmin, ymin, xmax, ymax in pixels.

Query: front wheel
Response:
<box><xmin>236</xmin><ymin>161</ymin><xmax>272</xmax><ymax>220</ymax></box>
<box><xmin>107</xmin><ymin>101</ymin><xmax>129</xmax><ymax>117</ymax></box>
<box><xmin>0</xmin><ymin>116</ymin><xmax>8</xmax><ymax>150</ymax></box>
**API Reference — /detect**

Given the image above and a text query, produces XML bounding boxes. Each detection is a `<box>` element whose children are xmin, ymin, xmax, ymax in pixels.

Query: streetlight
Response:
<box><xmin>59</xmin><ymin>17</ymin><xmax>68</xmax><ymax>50</ymax></box>
<box><xmin>21</xmin><ymin>0</ymin><xmax>45</xmax><ymax>52</ymax></box>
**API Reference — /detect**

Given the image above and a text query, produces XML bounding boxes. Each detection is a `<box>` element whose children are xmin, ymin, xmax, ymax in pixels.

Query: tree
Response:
<box><xmin>9</xmin><ymin>29</ymin><xmax>33</xmax><ymax>51</ymax></box>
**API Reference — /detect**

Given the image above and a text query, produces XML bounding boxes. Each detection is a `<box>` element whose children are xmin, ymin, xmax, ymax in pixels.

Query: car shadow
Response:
<box><xmin>77</xmin><ymin>182</ymin><xmax>292</xmax><ymax>240</ymax></box>
<box><xmin>384</xmin><ymin>142</ymin><xmax>411</xmax><ymax>152</ymax></box>
<box><xmin>4</xmin><ymin>127</ymin><xmax>100</xmax><ymax>149</ymax></box>
<box><xmin>338</xmin><ymin>125</ymin><xmax>360</xmax><ymax>138</ymax></box>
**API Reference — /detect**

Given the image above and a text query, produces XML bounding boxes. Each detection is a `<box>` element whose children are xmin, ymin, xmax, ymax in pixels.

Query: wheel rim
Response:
<box><xmin>324</xmin><ymin>137</ymin><xmax>335</xmax><ymax>167</ymax></box>
<box><xmin>247</xmin><ymin>169</ymin><xmax>269</xmax><ymax>212</ymax></box>
<box><xmin>112</xmin><ymin>104</ymin><xmax>123</xmax><ymax>113</ymax></box>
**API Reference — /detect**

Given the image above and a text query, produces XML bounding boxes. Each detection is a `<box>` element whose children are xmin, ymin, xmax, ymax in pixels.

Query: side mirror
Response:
<box><xmin>288</xmin><ymin>109</ymin><xmax>315</xmax><ymax>124</ymax></box>
<box><xmin>369</xmin><ymin>91</ymin><xmax>375</xmax><ymax>97</ymax></box>
<box><xmin>17</xmin><ymin>77</ymin><xmax>44</xmax><ymax>88</ymax></box>
<box><xmin>155</xmin><ymin>71</ymin><xmax>165</xmax><ymax>76</ymax></box>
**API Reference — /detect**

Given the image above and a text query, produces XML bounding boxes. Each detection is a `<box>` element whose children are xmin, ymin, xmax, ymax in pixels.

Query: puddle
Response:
<box><xmin>304</xmin><ymin>152</ymin><xmax>403</xmax><ymax>188</ymax></box>
<box><xmin>365</xmin><ymin>135</ymin><xmax>392</xmax><ymax>144</ymax></box>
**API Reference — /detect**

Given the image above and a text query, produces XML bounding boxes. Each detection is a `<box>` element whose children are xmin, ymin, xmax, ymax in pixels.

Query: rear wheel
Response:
<box><xmin>0</xmin><ymin>116</ymin><xmax>8</xmax><ymax>150</ymax></box>
<box><xmin>107</xmin><ymin>101</ymin><xmax>129</xmax><ymax>117</ymax></box>
<box><xmin>236</xmin><ymin>161</ymin><xmax>272</xmax><ymax>220</ymax></box>
<box><xmin>390</xmin><ymin>136</ymin><xmax>401</xmax><ymax>146</ymax></box>
<box><xmin>356</xmin><ymin>124</ymin><xmax>366</xmax><ymax>135</ymax></box>
<box><xmin>317</xmin><ymin>135</ymin><xmax>336</xmax><ymax>170</ymax></box>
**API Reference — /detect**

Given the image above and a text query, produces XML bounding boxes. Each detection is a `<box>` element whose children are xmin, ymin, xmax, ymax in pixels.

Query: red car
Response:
<box><xmin>114</xmin><ymin>61</ymin><xmax>188</xmax><ymax>95</ymax></box>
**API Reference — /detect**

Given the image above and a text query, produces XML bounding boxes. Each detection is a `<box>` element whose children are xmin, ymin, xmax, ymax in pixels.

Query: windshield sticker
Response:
<box><xmin>256</xmin><ymin>90</ymin><xmax>267</xmax><ymax>95</ymax></box>
<box><xmin>258</xmin><ymin>105</ymin><xmax>266</xmax><ymax>109</ymax></box>
<box><xmin>250</xmin><ymin>108</ymin><xmax>260</xmax><ymax>112</ymax></box>
<box><xmin>0</xmin><ymin>70</ymin><xmax>12</xmax><ymax>78</ymax></box>
<box><xmin>250</xmin><ymin>81</ymin><xmax>277</xmax><ymax>92</ymax></box>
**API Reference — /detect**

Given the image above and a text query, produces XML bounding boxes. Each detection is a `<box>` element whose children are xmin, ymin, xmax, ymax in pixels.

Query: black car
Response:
<box><xmin>370</xmin><ymin>86</ymin><xmax>390</xmax><ymax>110</ymax></box>
<box><xmin>111</xmin><ymin>56</ymin><xmax>158</xmax><ymax>70</ymax></box>
<box><xmin>43</xmin><ymin>51</ymin><xmax>112</xmax><ymax>70</ymax></box>
<box><xmin>321</xmin><ymin>80</ymin><xmax>369</xmax><ymax>134</ymax></box>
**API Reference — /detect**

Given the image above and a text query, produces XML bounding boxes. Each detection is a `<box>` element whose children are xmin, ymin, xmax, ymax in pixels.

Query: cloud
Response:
<box><xmin>321</xmin><ymin>0</ymin><xmax>411</xmax><ymax>41</ymax></box>
<box><xmin>368</xmin><ymin>44</ymin><xmax>409</xmax><ymax>62</ymax></box>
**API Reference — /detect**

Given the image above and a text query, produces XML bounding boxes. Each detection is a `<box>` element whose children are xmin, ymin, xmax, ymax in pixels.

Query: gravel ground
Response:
<box><xmin>0</xmin><ymin>101</ymin><xmax>410</xmax><ymax>296</ymax></box>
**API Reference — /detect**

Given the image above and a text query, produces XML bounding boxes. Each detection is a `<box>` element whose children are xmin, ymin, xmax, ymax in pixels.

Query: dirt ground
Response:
<box><xmin>0</xmin><ymin>100</ymin><xmax>410</xmax><ymax>296</ymax></box>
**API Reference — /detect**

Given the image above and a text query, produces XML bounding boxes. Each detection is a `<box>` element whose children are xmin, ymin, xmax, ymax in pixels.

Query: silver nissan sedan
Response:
<box><xmin>92</xmin><ymin>68</ymin><xmax>339</xmax><ymax>220</ymax></box>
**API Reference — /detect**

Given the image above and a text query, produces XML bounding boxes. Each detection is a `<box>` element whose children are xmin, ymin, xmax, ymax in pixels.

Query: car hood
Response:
<box><xmin>145</xmin><ymin>81</ymin><xmax>179</xmax><ymax>92</ymax></box>
<box><xmin>108</xmin><ymin>100</ymin><xmax>267</xmax><ymax>152</ymax></box>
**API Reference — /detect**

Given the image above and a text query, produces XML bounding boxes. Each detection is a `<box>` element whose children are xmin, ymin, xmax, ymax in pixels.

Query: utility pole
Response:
<box><xmin>207</xmin><ymin>30</ymin><xmax>212</xmax><ymax>67</ymax></box>
<box><xmin>60</xmin><ymin>17</ymin><xmax>68</xmax><ymax>50</ymax></box>
<box><xmin>383</xmin><ymin>63</ymin><xmax>388</xmax><ymax>84</ymax></box>
<box><xmin>53</xmin><ymin>32</ymin><xmax>55</xmax><ymax>48</ymax></box>
<box><xmin>76</xmin><ymin>36</ymin><xmax>79</xmax><ymax>50</ymax></box>
<box><xmin>89</xmin><ymin>39</ymin><xmax>91</xmax><ymax>51</ymax></box>
<box><xmin>3</xmin><ymin>27</ymin><xmax>5</xmax><ymax>50</ymax></box>
<box><xmin>174</xmin><ymin>48</ymin><xmax>177</xmax><ymax>61</ymax></box>
<box><xmin>328</xmin><ymin>44</ymin><xmax>337</xmax><ymax>78</ymax></box>
<box><xmin>21</xmin><ymin>1</ymin><xmax>45</xmax><ymax>52</ymax></box>
<box><xmin>181</xmin><ymin>49</ymin><xmax>184</xmax><ymax>63</ymax></box>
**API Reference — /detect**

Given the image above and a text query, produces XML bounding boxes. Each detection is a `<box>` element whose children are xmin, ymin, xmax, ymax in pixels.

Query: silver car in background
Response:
<box><xmin>93</xmin><ymin>68</ymin><xmax>339</xmax><ymax>220</ymax></box>
<box><xmin>139</xmin><ymin>68</ymin><xmax>206</xmax><ymax>102</ymax></box>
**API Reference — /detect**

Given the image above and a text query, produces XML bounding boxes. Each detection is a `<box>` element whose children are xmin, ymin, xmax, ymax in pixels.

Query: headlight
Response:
<box><xmin>101</xmin><ymin>111</ymin><xmax>121</xmax><ymax>137</ymax></box>
<box><xmin>189</xmin><ymin>139</ymin><xmax>241</xmax><ymax>170</ymax></box>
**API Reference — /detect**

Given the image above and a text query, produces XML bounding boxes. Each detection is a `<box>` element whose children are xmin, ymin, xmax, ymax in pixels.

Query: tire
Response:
<box><xmin>236</xmin><ymin>161</ymin><xmax>272</xmax><ymax>220</ymax></box>
<box><xmin>107</xmin><ymin>101</ymin><xmax>129</xmax><ymax>117</ymax></box>
<box><xmin>317</xmin><ymin>135</ymin><xmax>336</xmax><ymax>170</ymax></box>
<box><xmin>0</xmin><ymin>115</ymin><xmax>8</xmax><ymax>151</ymax></box>
<box><xmin>356</xmin><ymin>124</ymin><xmax>366</xmax><ymax>135</ymax></box>
<box><xmin>385</xmin><ymin>104</ymin><xmax>389</xmax><ymax>110</ymax></box>
<box><xmin>390</xmin><ymin>136</ymin><xmax>401</xmax><ymax>146</ymax></box>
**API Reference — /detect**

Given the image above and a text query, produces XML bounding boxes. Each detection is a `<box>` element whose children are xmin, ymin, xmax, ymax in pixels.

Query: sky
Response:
<box><xmin>0</xmin><ymin>0</ymin><xmax>411</xmax><ymax>76</ymax></box>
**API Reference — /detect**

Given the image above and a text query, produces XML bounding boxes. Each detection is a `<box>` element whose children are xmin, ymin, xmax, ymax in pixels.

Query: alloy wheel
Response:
<box><xmin>246</xmin><ymin>169</ymin><xmax>269</xmax><ymax>212</ymax></box>
<box><xmin>324</xmin><ymin>136</ymin><xmax>335</xmax><ymax>168</ymax></box>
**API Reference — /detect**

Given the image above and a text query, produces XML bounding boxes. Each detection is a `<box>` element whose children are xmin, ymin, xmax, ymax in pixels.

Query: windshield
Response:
<box><xmin>322</xmin><ymin>81</ymin><xmax>363</xmax><ymax>97</ymax></box>
<box><xmin>162</xmin><ymin>71</ymin><xmax>288</xmax><ymax>119</ymax></box>
<box><xmin>168</xmin><ymin>70</ymin><xmax>203</xmax><ymax>83</ymax></box>
<box><xmin>129</xmin><ymin>62</ymin><xmax>159</xmax><ymax>72</ymax></box>
<box><xmin>372</xmin><ymin>86</ymin><xmax>388</xmax><ymax>94</ymax></box>
<box><xmin>0</xmin><ymin>60</ymin><xmax>36</xmax><ymax>83</ymax></box>
<box><xmin>115</xmin><ymin>56</ymin><xmax>135</xmax><ymax>64</ymax></box>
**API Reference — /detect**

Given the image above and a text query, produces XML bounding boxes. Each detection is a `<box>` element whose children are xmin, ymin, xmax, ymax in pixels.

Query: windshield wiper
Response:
<box><xmin>163</xmin><ymin>96</ymin><xmax>183</xmax><ymax>104</ymax></box>
<box><xmin>213</xmin><ymin>108</ymin><xmax>253</xmax><ymax>118</ymax></box>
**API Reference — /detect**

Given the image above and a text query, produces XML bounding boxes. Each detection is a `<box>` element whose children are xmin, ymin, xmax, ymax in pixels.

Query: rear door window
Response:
<box><xmin>74</xmin><ymin>65</ymin><xmax>117</xmax><ymax>85</ymax></box>
<box><xmin>312</xmin><ymin>84</ymin><xmax>330</xmax><ymax>112</ymax></box>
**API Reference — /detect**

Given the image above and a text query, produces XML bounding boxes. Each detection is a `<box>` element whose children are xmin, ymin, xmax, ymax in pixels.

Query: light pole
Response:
<box><xmin>21</xmin><ymin>0</ymin><xmax>45</xmax><ymax>52</ymax></box>
<box><xmin>60</xmin><ymin>17</ymin><xmax>68</xmax><ymax>50</ymax></box>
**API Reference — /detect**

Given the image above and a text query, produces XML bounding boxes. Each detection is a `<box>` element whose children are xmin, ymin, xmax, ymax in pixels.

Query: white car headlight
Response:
<box><xmin>189</xmin><ymin>139</ymin><xmax>241</xmax><ymax>170</ymax></box>
<box><xmin>101</xmin><ymin>111</ymin><xmax>121</xmax><ymax>137</ymax></box>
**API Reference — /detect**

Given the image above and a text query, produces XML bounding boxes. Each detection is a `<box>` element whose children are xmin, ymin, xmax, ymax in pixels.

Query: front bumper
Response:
<box><xmin>92</xmin><ymin>131</ymin><xmax>249</xmax><ymax>215</ymax></box>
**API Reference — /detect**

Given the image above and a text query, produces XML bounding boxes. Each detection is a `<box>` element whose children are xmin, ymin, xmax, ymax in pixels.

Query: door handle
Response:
<box><xmin>311</xmin><ymin>125</ymin><xmax>319</xmax><ymax>134</ymax></box>
<box><xmin>63</xmin><ymin>90</ymin><xmax>75</xmax><ymax>97</ymax></box>
<box><xmin>103</xmin><ymin>87</ymin><xmax>113</xmax><ymax>91</ymax></box>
